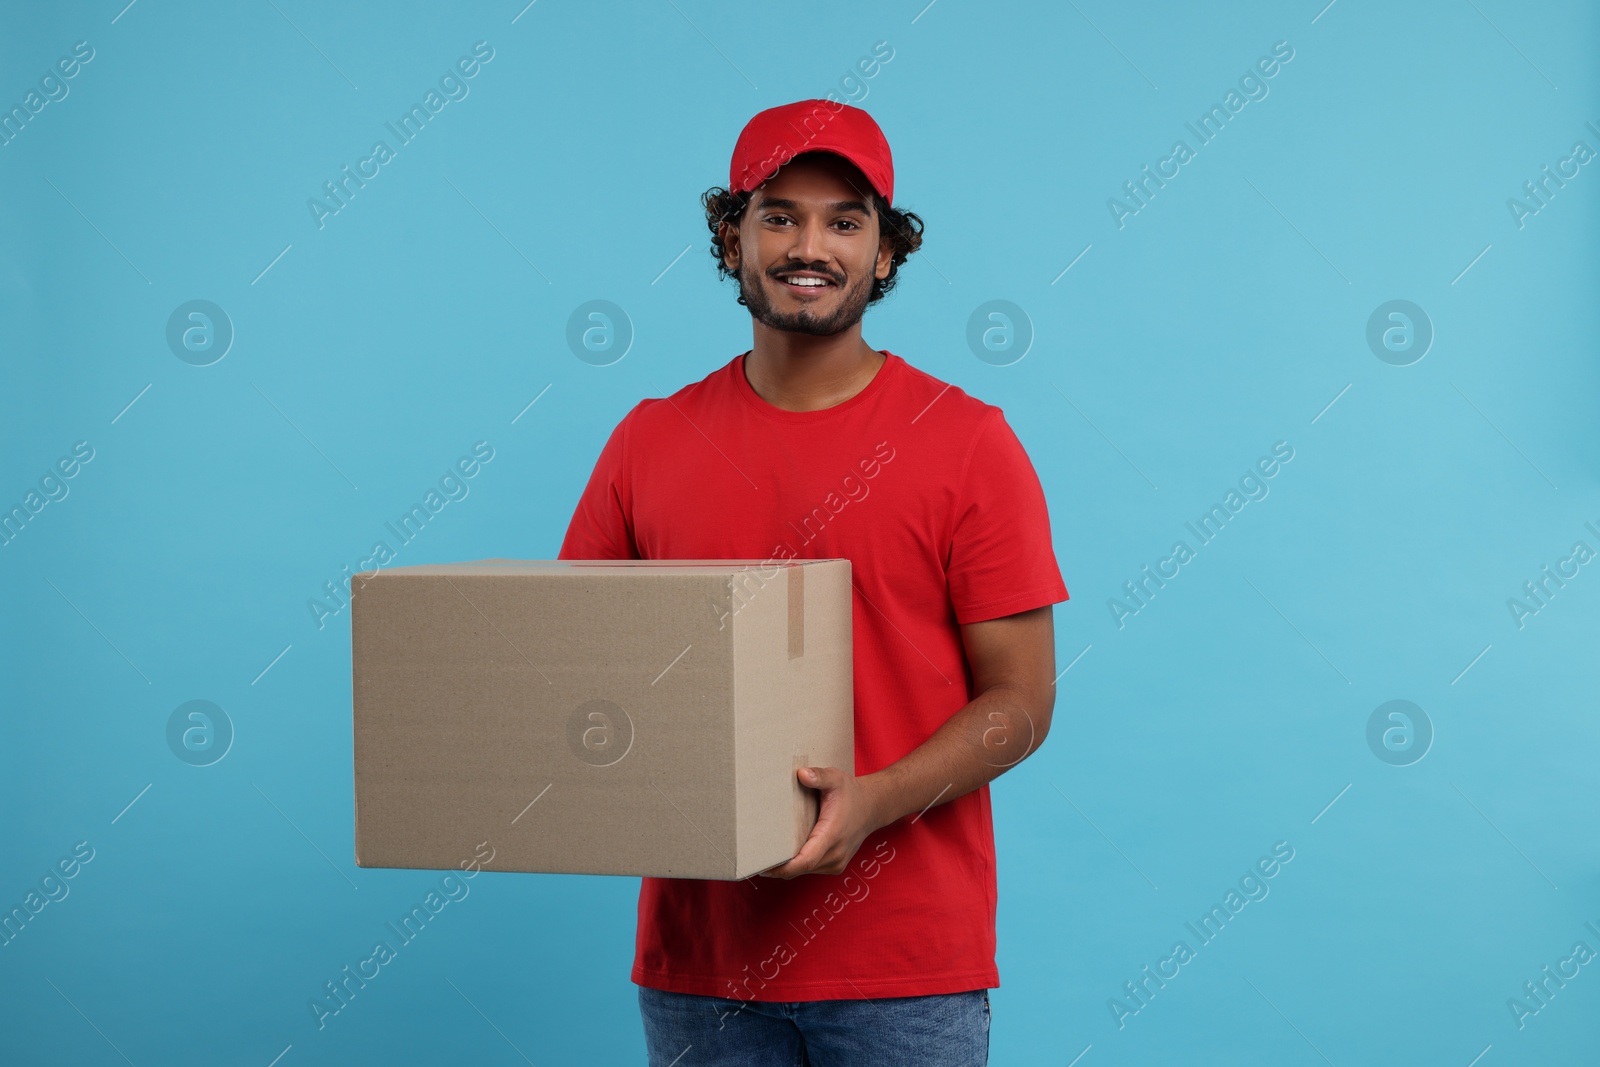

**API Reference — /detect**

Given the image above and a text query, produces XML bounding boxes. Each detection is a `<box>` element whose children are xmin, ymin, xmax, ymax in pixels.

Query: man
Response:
<box><xmin>558</xmin><ymin>99</ymin><xmax>1069</xmax><ymax>1066</ymax></box>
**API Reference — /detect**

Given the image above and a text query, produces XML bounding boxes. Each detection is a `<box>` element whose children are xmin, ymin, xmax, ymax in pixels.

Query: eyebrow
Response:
<box><xmin>755</xmin><ymin>196</ymin><xmax>873</xmax><ymax>216</ymax></box>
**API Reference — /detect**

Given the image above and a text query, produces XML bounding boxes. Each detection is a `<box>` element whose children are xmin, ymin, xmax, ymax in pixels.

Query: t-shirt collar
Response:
<box><xmin>733</xmin><ymin>349</ymin><xmax>901</xmax><ymax>423</ymax></box>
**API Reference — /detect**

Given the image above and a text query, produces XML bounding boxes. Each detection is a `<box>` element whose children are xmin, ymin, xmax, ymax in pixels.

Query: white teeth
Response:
<box><xmin>784</xmin><ymin>277</ymin><xmax>827</xmax><ymax>287</ymax></box>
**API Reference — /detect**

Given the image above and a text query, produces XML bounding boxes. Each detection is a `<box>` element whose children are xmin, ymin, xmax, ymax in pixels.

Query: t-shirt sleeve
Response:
<box><xmin>557</xmin><ymin>403</ymin><xmax>644</xmax><ymax>561</ymax></box>
<box><xmin>946</xmin><ymin>410</ymin><xmax>1070</xmax><ymax>625</ymax></box>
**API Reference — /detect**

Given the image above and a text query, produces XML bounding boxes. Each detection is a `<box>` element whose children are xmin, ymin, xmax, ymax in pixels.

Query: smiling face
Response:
<box><xmin>721</xmin><ymin>152</ymin><xmax>894</xmax><ymax>337</ymax></box>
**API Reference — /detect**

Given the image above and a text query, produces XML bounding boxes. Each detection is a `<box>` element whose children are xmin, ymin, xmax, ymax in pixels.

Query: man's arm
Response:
<box><xmin>760</xmin><ymin>603</ymin><xmax>1057</xmax><ymax>879</ymax></box>
<box><xmin>557</xmin><ymin>405</ymin><xmax>643</xmax><ymax>561</ymax></box>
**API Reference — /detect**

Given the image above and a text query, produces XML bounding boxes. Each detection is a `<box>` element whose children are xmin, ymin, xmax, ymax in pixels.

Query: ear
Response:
<box><xmin>719</xmin><ymin>217</ymin><xmax>742</xmax><ymax>272</ymax></box>
<box><xmin>875</xmin><ymin>222</ymin><xmax>894</xmax><ymax>281</ymax></box>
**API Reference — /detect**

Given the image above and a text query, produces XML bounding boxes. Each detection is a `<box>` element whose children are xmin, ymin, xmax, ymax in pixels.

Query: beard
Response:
<box><xmin>737</xmin><ymin>260</ymin><xmax>874</xmax><ymax>337</ymax></box>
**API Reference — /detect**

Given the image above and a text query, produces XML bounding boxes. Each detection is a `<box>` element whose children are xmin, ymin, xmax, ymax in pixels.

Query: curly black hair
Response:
<box><xmin>701</xmin><ymin>161</ymin><xmax>925</xmax><ymax>307</ymax></box>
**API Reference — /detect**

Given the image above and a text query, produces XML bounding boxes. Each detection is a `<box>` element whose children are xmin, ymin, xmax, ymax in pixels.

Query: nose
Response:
<box><xmin>790</xmin><ymin>217</ymin><xmax>829</xmax><ymax>267</ymax></box>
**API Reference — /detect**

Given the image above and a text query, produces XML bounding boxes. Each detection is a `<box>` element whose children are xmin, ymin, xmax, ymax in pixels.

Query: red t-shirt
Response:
<box><xmin>558</xmin><ymin>349</ymin><xmax>1069</xmax><ymax>1001</ymax></box>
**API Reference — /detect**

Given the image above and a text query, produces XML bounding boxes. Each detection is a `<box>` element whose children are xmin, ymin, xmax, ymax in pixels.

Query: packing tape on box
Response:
<box><xmin>788</xmin><ymin>564</ymin><xmax>804</xmax><ymax>660</ymax></box>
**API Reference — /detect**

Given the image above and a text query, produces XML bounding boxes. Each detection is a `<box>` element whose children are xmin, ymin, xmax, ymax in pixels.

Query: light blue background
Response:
<box><xmin>3</xmin><ymin>1</ymin><xmax>1597</xmax><ymax>1063</ymax></box>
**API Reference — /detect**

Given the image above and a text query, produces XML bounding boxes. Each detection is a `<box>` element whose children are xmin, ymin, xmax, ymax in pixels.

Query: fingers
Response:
<box><xmin>759</xmin><ymin>850</ymin><xmax>815</xmax><ymax>879</ymax></box>
<box><xmin>758</xmin><ymin>836</ymin><xmax>851</xmax><ymax>878</ymax></box>
<box><xmin>759</xmin><ymin>823</ymin><xmax>833</xmax><ymax>879</ymax></box>
<box><xmin>760</xmin><ymin>854</ymin><xmax>838</xmax><ymax>879</ymax></box>
<box><xmin>797</xmin><ymin>765</ymin><xmax>842</xmax><ymax>789</ymax></box>
<box><xmin>777</xmin><ymin>833</ymin><xmax>828</xmax><ymax>877</ymax></box>
<box><xmin>765</xmin><ymin>767</ymin><xmax>849</xmax><ymax>878</ymax></box>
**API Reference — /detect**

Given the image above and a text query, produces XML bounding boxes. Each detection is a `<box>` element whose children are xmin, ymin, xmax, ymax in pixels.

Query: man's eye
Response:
<box><xmin>837</xmin><ymin>220</ymin><xmax>859</xmax><ymax>231</ymax></box>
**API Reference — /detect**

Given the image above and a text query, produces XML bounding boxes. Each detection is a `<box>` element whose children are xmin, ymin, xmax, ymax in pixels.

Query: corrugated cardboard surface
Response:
<box><xmin>732</xmin><ymin>561</ymin><xmax>853</xmax><ymax>876</ymax></box>
<box><xmin>351</xmin><ymin>559</ymin><xmax>852</xmax><ymax>879</ymax></box>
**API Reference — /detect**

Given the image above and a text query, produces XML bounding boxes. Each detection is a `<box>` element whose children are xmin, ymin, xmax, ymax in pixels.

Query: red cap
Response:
<box><xmin>729</xmin><ymin>99</ymin><xmax>894</xmax><ymax>205</ymax></box>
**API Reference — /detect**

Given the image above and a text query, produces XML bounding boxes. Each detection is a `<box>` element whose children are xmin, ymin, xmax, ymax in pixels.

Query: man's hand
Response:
<box><xmin>758</xmin><ymin>766</ymin><xmax>884</xmax><ymax>879</ymax></box>
<box><xmin>758</xmin><ymin>606</ymin><xmax>1057</xmax><ymax>880</ymax></box>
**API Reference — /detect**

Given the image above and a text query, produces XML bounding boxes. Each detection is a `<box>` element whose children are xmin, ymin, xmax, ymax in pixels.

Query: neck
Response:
<box><xmin>744</xmin><ymin>321</ymin><xmax>885</xmax><ymax>413</ymax></box>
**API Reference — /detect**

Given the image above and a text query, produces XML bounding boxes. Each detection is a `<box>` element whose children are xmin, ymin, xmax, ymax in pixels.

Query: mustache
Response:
<box><xmin>769</xmin><ymin>264</ymin><xmax>842</xmax><ymax>284</ymax></box>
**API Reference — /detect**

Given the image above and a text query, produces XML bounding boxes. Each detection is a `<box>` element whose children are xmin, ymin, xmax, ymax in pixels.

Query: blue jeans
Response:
<box><xmin>637</xmin><ymin>984</ymin><xmax>990</xmax><ymax>1066</ymax></box>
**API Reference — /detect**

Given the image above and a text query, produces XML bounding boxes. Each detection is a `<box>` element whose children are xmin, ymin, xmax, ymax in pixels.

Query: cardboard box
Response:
<box><xmin>351</xmin><ymin>558</ymin><xmax>853</xmax><ymax>880</ymax></box>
